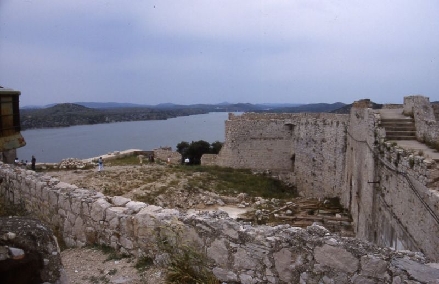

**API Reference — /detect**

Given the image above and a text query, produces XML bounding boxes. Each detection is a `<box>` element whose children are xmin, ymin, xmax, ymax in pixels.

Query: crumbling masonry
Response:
<box><xmin>1</xmin><ymin>95</ymin><xmax>439</xmax><ymax>283</ymax></box>
<box><xmin>214</xmin><ymin>95</ymin><xmax>439</xmax><ymax>262</ymax></box>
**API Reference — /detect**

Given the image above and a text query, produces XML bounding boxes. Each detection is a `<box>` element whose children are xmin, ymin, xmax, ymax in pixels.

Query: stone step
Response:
<box><xmin>383</xmin><ymin>126</ymin><xmax>416</xmax><ymax>131</ymax></box>
<box><xmin>385</xmin><ymin>136</ymin><xmax>417</xmax><ymax>140</ymax></box>
<box><xmin>380</xmin><ymin>117</ymin><xmax>416</xmax><ymax>141</ymax></box>
<box><xmin>381</xmin><ymin>118</ymin><xmax>414</xmax><ymax>123</ymax></box>
<box><xmin>386</xmin><ymin>130</ymin><xmax>416</xmax><ymax>136</ymax></box>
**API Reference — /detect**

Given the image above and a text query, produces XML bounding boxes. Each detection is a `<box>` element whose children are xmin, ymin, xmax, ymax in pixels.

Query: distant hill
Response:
<box><xmin>256</xmin><ymin>102</ymin><xmax>347</xmax><ymax>113</ymax></box>
<box><xmin>19</xmin><ymin>101</ymin><xmax>359</xmax><ymax>130</ymax></box>
<box><xmin>330</xmin><ymin>102</ymin><xmax>383</xmax><ymax>114</ymax></box>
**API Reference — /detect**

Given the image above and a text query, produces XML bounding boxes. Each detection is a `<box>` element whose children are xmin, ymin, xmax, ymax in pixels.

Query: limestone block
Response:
<box><xmin>47</xmin><ymin>190</ymin><xmax>59</xmax><ymax>207</ymax></box>
<box><xmin>124</xmin><ymin>201</ymin><xmax>147</xmax><ymax>214</ymax></box>
<box><xmin>212</xmin><ymin>267</ymin><xmax>238</xmax><ymax>282</ymax></box>
<box><xmin>392</xmin><ymin>257</ymin><xmax>439</xmax><ymax>283</ymax></box>
<box><xmin>91</xmin><ymin>198</ymin><xmax>112</xmax><ymax>222</ymax></box>
<box><xmin>221</xmin><ymin>221</ymin><xmax>240</xmax><ymax>239</ymax></box>
<box><xmin>351</xmin><ymin>274</ymin><xmax>376</xmax><ymax>284</ymax></box>
<box><xmin>273</xmin><ymin>248</ymin><xmax>293</xmax><ymax>283</ymax></box>
<box><xmin>72</xmin><ymin>216</ymin><xmax>86</xmax><ymax>243</ymax></box>
<box><xmin>119</xmin><ymin>215</ymin><xmax>134</xmax><ymax>236</ymax></box>
<box><xmin>239</xmin><ymin>273</ymin><xmax>254</xmax><ymax>284</ymax></box>
<box><xmin>58</xmin><ymin>195</ymin><xmax>71</xmax><ymax>212</ymax></box>
<box><xmin>361</xmin><ymin>255</ymin><xmax>387</xmax><ymax>279</ymax></box>
<box><xmin>70</xmin><ymin>197</ymin><xmax>83</xmax><ymax>215</ymax></box>
<box><xmin>207</xmin><ymin>239</ymin><xmax>229</xmax><ymax>265</ymax></box>
<box><xmin>106</xmin><ymin>207</ymin><xmax>129</xmax><ymax>231</ymax></box>
<box><xmin>233</xmin><ymin>247</ymin><xmax>259</xmax><ymax>270</ymax></box>
<box><xmin>120</xmin><ymin>236</ymin><xmax>134</xmax><ymax>250</ymax></box>
<box><xmin>314</xmin><ymin>244</ymin><xmax>359</xmax><ymax>273</ymax></box>
<box><xmin>111</xmin><ymin>196</ymin><xmax>131</xmax><ymax>207</ymax></box>
<box><xmin>66</xmin><ymin>211</ymin><xmax>76</xmax><ymax>226</ymax></box>
<box><xmin>138</xmin><ymin>205</ymin><xmax>163</xmax><ymax>214</ymax></box>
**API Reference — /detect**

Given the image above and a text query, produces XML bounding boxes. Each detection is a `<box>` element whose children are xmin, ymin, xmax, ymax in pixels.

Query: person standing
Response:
<box><xmin>98</xmin><ymin>157</ymin><xmax>103</xmax><ymax>172</ymax></box>
<box><xmin>31</xmin><ymin>155</ymin><xmax>36</xmax><ymax>171</ymax></box>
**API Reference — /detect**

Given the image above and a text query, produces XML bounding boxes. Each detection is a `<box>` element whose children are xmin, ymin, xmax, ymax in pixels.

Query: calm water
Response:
<box><xmin>17</xmin><ymin>112</ymin><xmax>230</xmax><ymax>163</ymax></box>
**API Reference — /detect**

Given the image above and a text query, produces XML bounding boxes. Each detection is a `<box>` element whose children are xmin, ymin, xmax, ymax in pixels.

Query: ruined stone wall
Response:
<box><xmin>216</xmin><ymin>112</ymin><xmax>349</xmax><ymax>198</ymax></box>
<box><xmin>1</xmin><ymin>164</ymin><xmax>438</xmax><ymax>283</ymax></box>
<box><xmin>216</xmin><ymin>113</ymin><xmax>296</xmax><ymax>172</ymax></box>
<box><xmin>343</xmin><ymin>105</ymin><xmax>377</xmax><ymax>246</ymax></box>
<box><xmin>433</xmin><ymin>103</ymin><xmax>439</xmax><ymax>121</ymax></box>
<box><xmin>293</xmin><ymin>115</ymin><xmax>348</xmax><ymax>198</ymax></box>
<box><xmin>345</xmin><ymin>102</ymin><xmax>439</xmax><ymax>261</ymax></box>
<box><xmin>373</xmin><ymin>141</ymin><xmax>439</xmax><ymax>261</ymax></box>
<box><xmin>153</xmin><ymin>148</ymin><xmax>182</xmax><ymax>164</ymax></box>
<box><xmin>201</xmin><ymin>154</ymin><xmax>218</xmax><ymax>166</ymax></box>
<box><xmin>404</xmin><ymin>95</ymin><xmax>439</xmax><ymax>144</ymax></box>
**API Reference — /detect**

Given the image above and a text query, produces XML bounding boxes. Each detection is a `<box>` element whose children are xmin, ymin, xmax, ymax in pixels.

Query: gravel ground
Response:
<box><xmin>61</xmin><ymin>247</ymin><xmax>166</xmax><ymax>284</ymax></box>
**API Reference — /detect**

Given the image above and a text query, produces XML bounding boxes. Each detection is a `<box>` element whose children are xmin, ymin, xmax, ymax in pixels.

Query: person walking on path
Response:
<box><xmin>31</xmin><ymin>155</ymin><xmax>36</xmax><ymax>171</ymax></box>
<box><xmin>98</xmin><ymin>157</ymin><xmax>104</xmax><ymax>172</ymax></box>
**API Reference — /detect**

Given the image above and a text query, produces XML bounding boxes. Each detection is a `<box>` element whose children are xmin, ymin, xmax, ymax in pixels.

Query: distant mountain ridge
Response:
<box><xmin>22</xmin><ymin>102</ymin><xmax>304</xmax><ymax>110</ymax></box>
<box><xmin>19</xmin><ymin>101</ymin><xmax>349</xmax><ymax>130</ymax></box>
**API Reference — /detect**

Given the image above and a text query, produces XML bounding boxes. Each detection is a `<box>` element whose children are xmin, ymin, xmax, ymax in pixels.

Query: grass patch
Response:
<box><xmin>0</xmin><ymin>198</ymin><xmax>29</xmax><ymax>217</ymax></box>
<box><xmin>106</xmin><ymin>155</ymin><xmax>143</xmax><ymax>166</ymax></box>
<box><xmin>177</xmin><ymin>165</ymin><xmax>297</xmax><ymax>200</ymax></box>
<box><xmin>135</xmin><ymin>256</ymin><xmax>154</xmax><ymax>272</ymax></box>
<box><xmin>90</xmin><ymin>244</ymin><xmax>130</xmax><ymax>262</ymax></box>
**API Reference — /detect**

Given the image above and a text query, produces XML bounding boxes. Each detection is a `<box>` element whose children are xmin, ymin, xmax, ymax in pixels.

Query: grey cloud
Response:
<box><xmin>0</xmin><ymin>0</ymin><xmax>438</xmax><ymax>106</ymax></box>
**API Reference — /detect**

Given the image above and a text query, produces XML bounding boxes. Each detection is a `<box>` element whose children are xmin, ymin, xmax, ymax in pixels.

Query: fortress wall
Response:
<box><xmin>373</xmin><ymin>142</ymin><xmax>439</xmax><ymax>261</ymax></box>
<box><xmin>216</xmin><ymin>116</ymin><xmax>295</xmax><ymax>171</ymax></box>
<box><xmin>345</xmin><ymin>102</ymin><xmax>439</xmax><ymax>261</ymax></box>
<box><xmin>200</xmin><ymin>153</ymin><xmax>218</xmax><ymax>166</ymax></box>
<box><xmin>218</xmin><ymin>113</ymin><xmax>349</xmax><ymax>198</ymax></box>
<box><xmin>293</xmin><ymin>115</ymin><xmax>348</xmax><ymax>198</ymax></box>
<box><xmin>344</xmin><ymin>106</ymin><xmax>378</xmax><ymax>246</ymax></box>
<box><xmin>1</xmin><ymin>163</ymin><xmax>438</xmax><ymax>283</ymax></box>
<box><xmin>404</xmin><ymin>95</ymin><xmax>439</xmax><ymax>144</ymax></box>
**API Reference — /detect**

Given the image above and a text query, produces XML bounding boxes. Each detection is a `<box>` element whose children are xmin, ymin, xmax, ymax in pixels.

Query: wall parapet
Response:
<box><xmin>404</xmin><ymin>95</ymin><xmax>439</xmax><ymax>146</ymax></box>
<box><xmin>1</xmin><ymin>163</ymin><xmax>439</xmax><ymax>283</ymax></box>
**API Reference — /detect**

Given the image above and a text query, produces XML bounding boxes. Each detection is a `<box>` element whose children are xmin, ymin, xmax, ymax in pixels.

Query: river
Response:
<box><xmin>17</xmin><ymin>112</ymin><xmax>231</xmax><ymax>163</ymax></box>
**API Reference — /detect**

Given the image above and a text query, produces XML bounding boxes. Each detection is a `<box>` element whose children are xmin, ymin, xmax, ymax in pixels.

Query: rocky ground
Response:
<box><xmin>43</xmin><ymin>159</ymin><xmax>353</xmax><ymax>283</ymax></box>
<box><xmin>48</xmin><ymin>161</ymin><xmax>252</xmax><ymax>284</ymax></box>
<box><xmin>61</xmin><ymin>247</ymin><xmax>166</xmax><ymax>284</ymax></box>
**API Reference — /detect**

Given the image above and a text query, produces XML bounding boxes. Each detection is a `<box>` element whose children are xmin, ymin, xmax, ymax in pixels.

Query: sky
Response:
<box><xmin>0</xmin><ymin>1</ymin><xmax>438</xmax><ymax>107</ymax></box>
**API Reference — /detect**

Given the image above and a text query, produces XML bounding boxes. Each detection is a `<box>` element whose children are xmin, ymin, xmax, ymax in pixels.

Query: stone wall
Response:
<box><xmin>373</xmin><ymin>141</ymin><xmax>439</xmax><ymax>260</ymax></box>
<box><xmin>215</xmin><ymin>97</ymin><xmax>439</xmax><ymax>261</ymax></box>
<box><xmin>344</xmin><ymin>101</ymin><xmax>439</xmax><ymax>261</ymax></box>
<box><xmin>293</xmin><ymin>115</ymin><xmax>348</xmax><ymax>198</ymax></box>
<box><xmin>201</xmin><ymin>153</ymin><xmax>218</xmax><ymax>166</ymax></box>
<box><xmin>216</xmin><ymin>112</ymin><xmax>349</xmax><ymax>198</ymax></box>
<box><xmin>153</xmin><ymin>147</ymin><xmax>182</xmax><ymax>164</ymax></box>
<box><xmin>404</xmin><ymin>95</ymin><xmax>439</xmax><ymax>145</ymax></box>
<box><xmin>216</xmin><ymin>113</ymin><xmax>296</xmax><ymax>172</ymax></box>
<box><xmin>1</xmin><ymin>164</ymin><xmax>438</xmax><ymax>283</ymax></box>
<box><xmin>343</xmin><ymin>102</ymin><xmax>378</xmax><ymax>248</ymax></box>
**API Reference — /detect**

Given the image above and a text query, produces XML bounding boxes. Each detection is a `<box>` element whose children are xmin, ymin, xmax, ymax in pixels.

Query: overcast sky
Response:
<box><xmin>1</xmin><ymin>1</ymin><xmax>438</xmax><ymax>107</ymax></box>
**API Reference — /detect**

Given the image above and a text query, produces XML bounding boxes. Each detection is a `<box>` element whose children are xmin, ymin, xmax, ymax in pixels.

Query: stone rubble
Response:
<box><xmin>1</xmin><ymin>163</ymin><xmax>439</xmax><ymax>283</ymax></box>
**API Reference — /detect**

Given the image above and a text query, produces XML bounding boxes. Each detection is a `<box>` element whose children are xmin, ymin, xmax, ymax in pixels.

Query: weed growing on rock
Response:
<box><xmin>156</xmin><ymin>225</ymin><xmax>220</xmax><ymax>284</ymax></box>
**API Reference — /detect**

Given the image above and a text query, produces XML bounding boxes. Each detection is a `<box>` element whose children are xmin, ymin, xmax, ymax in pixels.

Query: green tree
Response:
<box><xmin>176</xmin><ymin>140</ymin><xmax>223</xmax><ymax>165</ymax></box>
<box><xmin>186</xmin><ymin>140</ymin><xmax>210</xmax><ymax>165</ymax></box>
<box><xmin>210</xmin><ymin>141</ymin><xmax>223</xmax><ymax>154</ymax></box>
